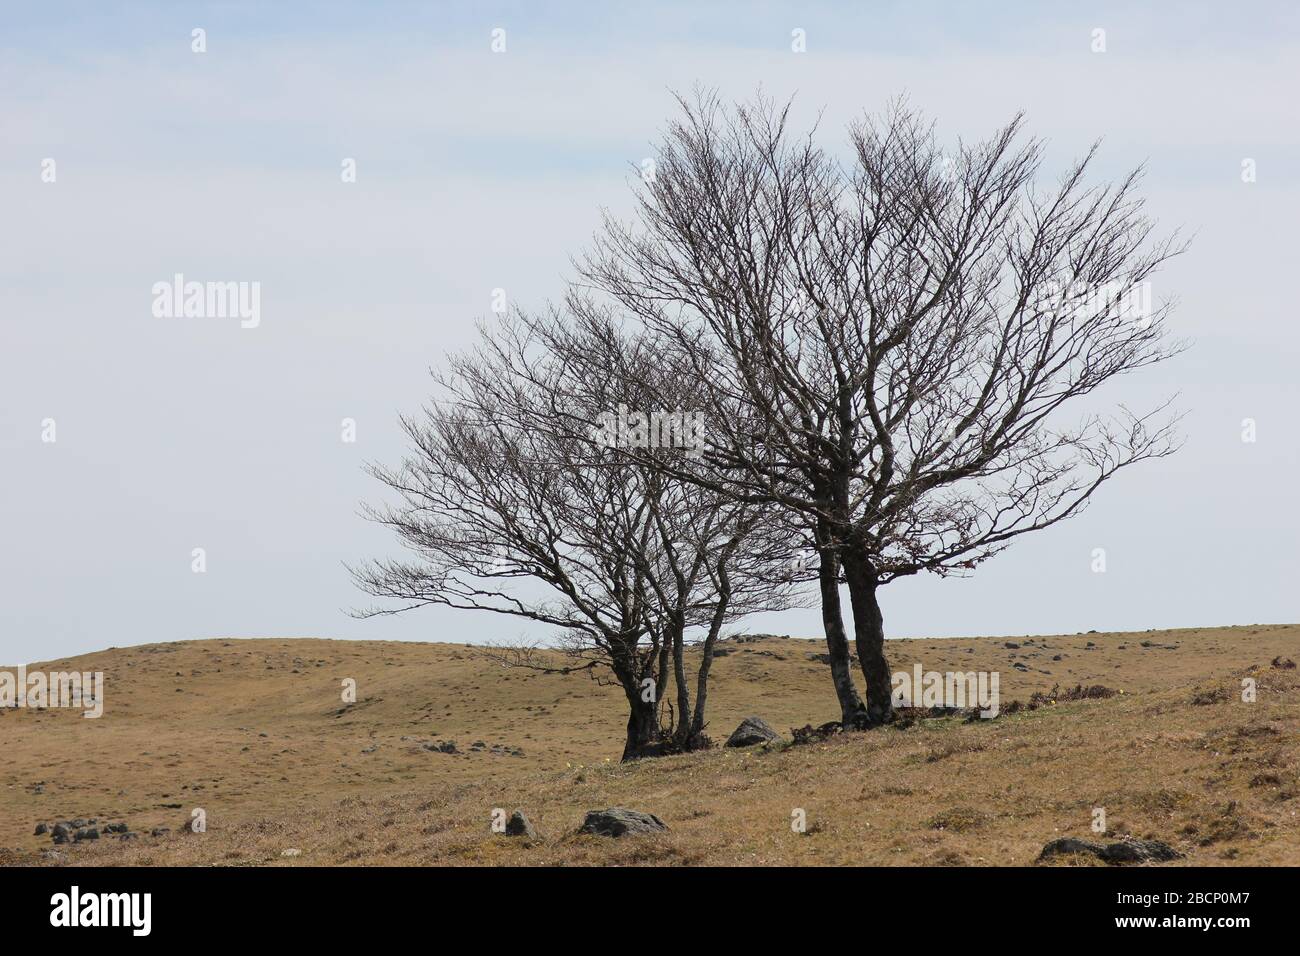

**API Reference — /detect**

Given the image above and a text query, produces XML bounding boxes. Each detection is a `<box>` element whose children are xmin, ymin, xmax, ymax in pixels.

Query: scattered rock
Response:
<box><xmin>281</xmin><ymin>848</ymin><xmax>301</xmax><ymax>857</ymax></box>
<box><xmin>1272</xmin><ymin>656</ymin><xmax>1296</xmax><ymax>670</ymax></box>
<box><xmin>578</xmin><ymin>808</ymin><xmax>669</xmax><ymax>837</ymax></box>
<box><xmin>34</xmin><ymin>823</ymin><xmax>48</xmax><ymax>836</ymax></box>
<box><xmin>1037</xmin><ymin>836</ymin><xmax>1182</xmax><ymax>864</ymax></box>
<box><xmin>724</xmin><ymin>716</ymin><xmax>782</xmax><ymax>748</ymax></box>
<box><xmin>790</xmin><ymin>721</ymin><xmax>843</xmax><ymax>745</ymax></box>
<box><xmin>73</xmin><ymin>828</ymin><xmax>100</xmax><ymax>842</ymax></box>
<box><xmin>1004</xmin><ymin>642</ymin><xmax>1020</xmax><ymax>649</ymax></box>
<box><xmin>504</xmin><ymin>810</ymin><xmax>537</xmax><ymax>839</ymax></box>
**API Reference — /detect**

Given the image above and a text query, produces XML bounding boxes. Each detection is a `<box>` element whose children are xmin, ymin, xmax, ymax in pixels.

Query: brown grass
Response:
<box><xmin>1</xmin><ymin>624</ymin><xmax>1297</xmax><ymax>866</ymax></box>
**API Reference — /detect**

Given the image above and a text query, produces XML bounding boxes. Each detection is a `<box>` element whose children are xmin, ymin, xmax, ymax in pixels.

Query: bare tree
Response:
<box><xmin>352</xmin><ymin>315</ymin><xmax>800</xmax><ymax>758</ymax></box>
<box><xmin>579</xmin><ymin>91</ymin><xmax>1187</xmax><ymax>727</ymax></box>
<box><xmin>525</xmin><ymin>305</ymin><xmax>809</xmax><ymax>747</ymax></box>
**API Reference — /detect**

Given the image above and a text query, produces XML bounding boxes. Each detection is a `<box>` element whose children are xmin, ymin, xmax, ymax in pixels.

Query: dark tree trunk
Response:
<box><xmin>816</xmin><ymin>534</ymin><xmax>869</xmax><ymax>729</ymax></box>
<box><xmin>610</xmin><ymin>641</ymin><xmax>664</xmax><ymax>761</ymax></box>
<box><xmin>622</xmin><ymin>692</ymin><xmax>663</xmax><ymax>761</ymax></box>
<box><xmin>687</xmin><ymin>562</ymin><xmax>730</xmax><ymax>745</ymax></box>
<box><xmin>668</xmin><ymin>613</ymin><xmax>693</xmax><ymax>748</ymax></box>
<box><xmin>840</xmin><ymin>549</ymin><xmax>893</xmax><ymax>726</ymax></box>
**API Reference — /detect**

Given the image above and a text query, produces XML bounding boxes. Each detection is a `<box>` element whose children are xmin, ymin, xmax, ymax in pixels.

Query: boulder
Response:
<box><xmin>725</xmin><ymin>716</ymin><xmax>782</xmax><ymax>748</ymax></box>
<box><xmin>1037</xmin><ymin>836</ymin><xmax>1182</xmax><ymax>864</ymax></box>
<box><xmin>504</xmin><ymin>810</ymin><xmax>537</xmax><ymax>839</ymax></box>
<box><xmin>578</xmin><ymin>808</ymin><xmax>668</xmax><ymax>837</ymax></box>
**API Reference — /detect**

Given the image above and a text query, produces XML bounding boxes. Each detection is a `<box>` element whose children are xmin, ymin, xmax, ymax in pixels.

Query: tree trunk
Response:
<box><xmin>817</xmin><ymin>536</ymin><xmax>869</xmax><ymax>728</ymax></box>
<box><xmin>688</xmin><ymin>562</ymin><xmax>730</xmax><ymax>744</ymax></box>
<box><xmin>610</xmin><ymin>640</ymin><xmax>664</xmax><ymax>761</ymax></box>
<box><xmin>622</xmin><ymin>692</ymin><xmax>663</xmax><ymax>761</ymax></box>
<box><xmin>668</xmin><ymin>613</ymin><xmax>693</xmax><ymax>748</ymax></box>
<box><xmin>840</xmin><ymin>549</ymin><xmax>893</xmax><ymax>726</ymax></box>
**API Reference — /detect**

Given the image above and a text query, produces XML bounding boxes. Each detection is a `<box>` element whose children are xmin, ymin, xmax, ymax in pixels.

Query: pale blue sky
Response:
<box><xmin>3</xmin><ymin>2</ymin><xmax>1298</xmax><ymax>663</ymax></box>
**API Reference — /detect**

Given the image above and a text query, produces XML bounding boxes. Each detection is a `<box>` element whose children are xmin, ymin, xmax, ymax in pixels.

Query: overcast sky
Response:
<box><xmin>3</xmin><ymin>1</ymin><xmax>1298</xmax><ymax>664</ymax></box>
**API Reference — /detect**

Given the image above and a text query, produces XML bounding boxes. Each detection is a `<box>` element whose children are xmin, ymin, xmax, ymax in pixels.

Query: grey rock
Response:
<box><xmin>1037</xmin><ymin>836</ymin><xmax>1182</xmax><ymax>864</ymax></box>
<box><xmin>504</xmin><ymin>810</ymin><xmax>537</xmax><ymax>839</ymax></box>
<box><xmin>725</xmin><ymin>716</ymin><xmax>783</xmax><ymax>748</ymax></box>
<box><xmin>34</xmin><ymin>823</ymin><xmax>48</xmax><ymax>836</ymax></box>
<box><xmin>578</xmin><ymin>808</ymin><xmax>669</xmax><ymax>837</ymax></box>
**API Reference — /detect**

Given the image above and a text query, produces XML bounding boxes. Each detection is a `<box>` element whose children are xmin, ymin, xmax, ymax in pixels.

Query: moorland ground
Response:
<box><xmin>2</xmin><ymin>624</ymin><xmax>1297</xmax><ymax>866</ymax></box>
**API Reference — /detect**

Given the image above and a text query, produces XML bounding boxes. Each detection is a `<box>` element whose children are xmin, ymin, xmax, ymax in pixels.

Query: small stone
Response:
<box><xmin>504</xmin><ymin>810</ymin><xmax>537</xmax><ymax>839</ymax></box>
<box><xmin>725</xmin><ymin>716</ymin><xmax>782</xmax><ymax>748</ymax></box>
<box><xmin>578</xmin><ymin>808</ymin><xmax>669</xmax><ymax>837</ymax></box>
<box><xmin>34</xmin><ymin>823</ymin><xmax>48</xmax><ymax>836</ymax></box>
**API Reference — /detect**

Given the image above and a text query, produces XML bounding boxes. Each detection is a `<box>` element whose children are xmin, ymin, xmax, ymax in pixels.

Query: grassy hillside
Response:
<box><xmin>2</xmin><ymin>624</ymin><xmax>1297</xmax><ymax>866</ymax></box>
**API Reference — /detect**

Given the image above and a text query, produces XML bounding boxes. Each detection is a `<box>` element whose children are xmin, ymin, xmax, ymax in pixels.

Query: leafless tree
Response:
<box><xmin>351</xmin><ymin>315</ymin><xmax>801</xmax><ymax>758</ymax></box>
<box><xmin>579</xmin><ymin>90</ymin><xmax>1187</xmax><ymax>727</ymax></box>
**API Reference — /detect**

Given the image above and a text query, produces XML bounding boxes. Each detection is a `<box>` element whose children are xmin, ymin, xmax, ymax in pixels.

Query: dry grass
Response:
<box><xmin>1</xmin><ymin>624</ymin><xmax>1297</xmax><ymax>866</ymax></box>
